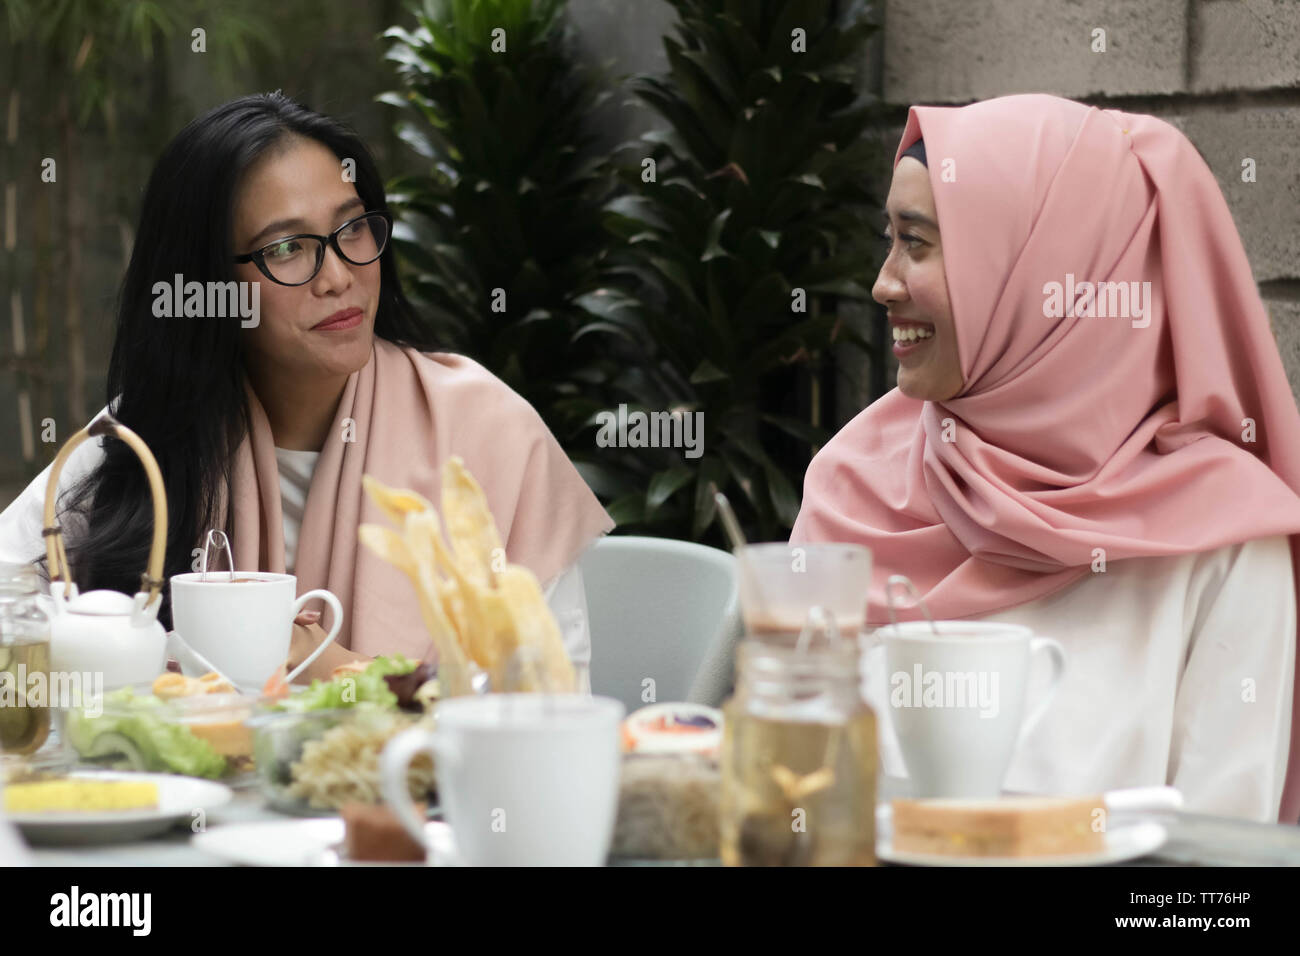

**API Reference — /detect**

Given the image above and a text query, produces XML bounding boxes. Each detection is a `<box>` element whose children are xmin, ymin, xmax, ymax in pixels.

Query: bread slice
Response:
<box><xmin>341</xmin><ymin>802</ymin><xmax>427</xmax><ymax>863</ymax></box>
<box><xmin>892</xmin><ymin>795</ymin><xmax>1106</xmax><ymax>857</ymax></box>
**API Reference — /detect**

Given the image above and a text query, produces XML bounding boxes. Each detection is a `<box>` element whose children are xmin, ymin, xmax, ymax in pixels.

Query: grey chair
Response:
<box><xmin>579</xmin><ymin>535</ymin><xmax>740</xmax><ymax>715</ymax></box>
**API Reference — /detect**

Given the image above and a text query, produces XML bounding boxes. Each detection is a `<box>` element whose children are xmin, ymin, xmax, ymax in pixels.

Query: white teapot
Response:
<box><xmin>43</xmin><ymin>413</ymin><xmax>168</xmax><ymax>689</ymax></box>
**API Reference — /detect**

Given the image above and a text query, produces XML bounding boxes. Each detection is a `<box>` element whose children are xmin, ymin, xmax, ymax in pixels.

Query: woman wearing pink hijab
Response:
<box><xmin>791</xmin><ymin>93</ymin><xmax>1300</xmax><ymax>823</ymax></box>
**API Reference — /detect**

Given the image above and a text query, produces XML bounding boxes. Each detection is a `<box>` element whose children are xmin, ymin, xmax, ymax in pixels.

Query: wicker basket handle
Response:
<box><xmin>42</xmin><ymin>411</ymin><xmax>168</xmax><ymax>610</ymax></box>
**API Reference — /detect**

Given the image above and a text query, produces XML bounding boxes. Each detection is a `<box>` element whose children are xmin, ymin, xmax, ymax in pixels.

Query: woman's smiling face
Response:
<box><xmin>232</xmin><ymin>136</ymin><xmax>379</xmax><ymax>380</ymax></box>
<box><xmin>873</xmin><ymin>156</ymin><xmax>964</xmax><ymax>402</ymax></box>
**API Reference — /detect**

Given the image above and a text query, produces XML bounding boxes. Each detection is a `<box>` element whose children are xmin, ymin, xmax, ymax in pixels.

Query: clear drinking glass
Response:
<box><xmin>0</xmin><ymin>565</ymin><xmax>52</xmax><ymax>757</ymax></box>
<box><xmin>720</xmin><ymin>630</ymin><xmax>877</xmax><ymax>866</ymax></box>
<box><xmin>736</xmin><ymin>542</ymin><xmax>872</xmax><ymax>641</ymax></box>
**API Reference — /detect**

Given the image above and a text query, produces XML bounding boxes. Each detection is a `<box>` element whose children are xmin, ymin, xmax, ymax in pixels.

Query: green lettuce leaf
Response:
<box><xmin>64</xmin><ymin>688</ymin><xmax>228</xmax><ymax>779</ymax></box>
<box><xmin>276</xmin><ymin>654</ymin><xmax>419</xmax><ymax>713</ymax></box>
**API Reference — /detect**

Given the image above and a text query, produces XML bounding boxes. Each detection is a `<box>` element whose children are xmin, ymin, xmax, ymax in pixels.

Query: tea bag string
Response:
<box><xmin>884</xmin><ymin>574</ymin><xmax>939</xmax><ymax>636</ymax></box>
<box><xmin>770</xmin><ymin>603</ymin><xmax>845</xmax><ymax>803</ymax></box>
<box><xmin>200</xmin><ymin>530</ymin><xmax>235</xmax><ymax>583</ymax></box>
<box><xmin>795</xmin><ymin>604</ymin><xmax>842</xmax><ymax>655</ymax></box>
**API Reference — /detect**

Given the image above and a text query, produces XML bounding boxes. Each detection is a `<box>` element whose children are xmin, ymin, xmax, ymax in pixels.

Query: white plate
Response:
<box><xmin>875</xmin><ymin>804</ymin><xmax>1167</xmax><ymax>866</ymax></box>
<box><xmin>7</xmin><ymin>771</ymin><xmax>233</xmax><ymax>845</ymax></box>
<box><xmin>191</xmin><ymin>818</ymin><xmax>462</xmax><ymax>867</ymax></box>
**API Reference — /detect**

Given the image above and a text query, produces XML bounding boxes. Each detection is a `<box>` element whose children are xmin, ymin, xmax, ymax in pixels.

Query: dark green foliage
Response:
<box><xmin>581</xmin><ymin>0</ymin><xmax>882</xmax><ymax>542</ymax></box>
<box><xmin>381</xmin><ymin>0</ymin><xmax>882</xmax><ymax>544</ymax></box>
<box><xmin>380</xmin><ymin>0</ymin><xmax>614</xmax><ymax>420</ymax></box>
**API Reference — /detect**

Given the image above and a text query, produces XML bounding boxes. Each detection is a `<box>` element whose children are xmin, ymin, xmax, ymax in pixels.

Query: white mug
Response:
<box><xmin>381</xmin><ymin>694</ymin><xmax>625</xmax><ymax>866</ymax></box>
<box><xmin>169</xmin><ymin>572</ymin><xmax>343</xmax><ymax>692</ymax></box>
<box><xmin>867</xmin><ymin>620</ymin><xmax>1066</xmax><ymax>799</ymax></box>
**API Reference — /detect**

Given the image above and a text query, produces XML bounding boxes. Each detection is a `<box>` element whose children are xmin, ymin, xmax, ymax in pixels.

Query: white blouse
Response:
<box><xmin>864</xmin><ymin>534</ymin><xmax>1296</xmax><ymax>823</ymax></box>
<box><xmin>274</xmin><ymin>446</ymin><xmax>318</xmax><ymax>576</ymax></box>
<box><xmin>0</xmin><ymin>408</ymin><xmax>595</xmax><ymax>693</ymax></box>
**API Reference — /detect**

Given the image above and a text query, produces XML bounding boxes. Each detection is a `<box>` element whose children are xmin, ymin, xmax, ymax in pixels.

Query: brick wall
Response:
<box><xmin>858</xmin><ymin>0</ymin><xmax>1300</xmax><ymax>412</ymax></box>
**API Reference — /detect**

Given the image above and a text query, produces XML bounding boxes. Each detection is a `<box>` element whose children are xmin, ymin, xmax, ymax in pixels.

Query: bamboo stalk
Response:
<box><xmin>10</xmin><ymin>292</ymin><xmax>34</xmax><ymax>462</ymax></box>
<box><xmin>5</xmin><ymin>90</ymin><xmax>35</xmax><ymax>463</ymax></box>
<box><xmin>59</xmin><ymin>92</ymin><xmax>86</xmax><ymax>424</ymax></box>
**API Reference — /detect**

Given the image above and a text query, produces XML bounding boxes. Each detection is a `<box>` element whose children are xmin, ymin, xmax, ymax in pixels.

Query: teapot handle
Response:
<box><xmin>43</xmin><ymin>411</ymin><xmax>168</xmax><ymax>613</ymax></box>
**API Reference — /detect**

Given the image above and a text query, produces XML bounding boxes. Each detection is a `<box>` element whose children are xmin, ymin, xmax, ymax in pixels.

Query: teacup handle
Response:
<box><xmin>1015</xmin><ymin>637</ymin><xmax>1067</xmax><ymax>748</ymax></box>
<box><xmin>284</xmin><ymin>589</ymin><xmax>344</xmax><ymax>684</ymax></box>
<box><xmin>380</xmin><ymin>726</ymin><xmax>461</xmax><ymax>859</ymax></box>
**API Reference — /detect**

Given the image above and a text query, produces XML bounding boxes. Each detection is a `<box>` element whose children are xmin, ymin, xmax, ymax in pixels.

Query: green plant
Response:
<box><xmin>1</xmin><ymin>0</ymin><xmax>276</xmax><ymax>449</ymax></box>
<box><xmin>379</xmin><ymin>0</ymin><xmax>614</xmax><ymax>423</ymax></box>
<box><xmin>575</xmin><ymin>0</ymin><xmax>882</xmax><ymax>542</ymax></box>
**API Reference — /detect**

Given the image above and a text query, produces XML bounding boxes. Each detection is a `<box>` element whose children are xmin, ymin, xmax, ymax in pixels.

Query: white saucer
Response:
<box><xmin>875</xmin><ymin>804</ymin><xmax>1167</xmax><ymax>866</ymax></box>
<box><xmin>7</xmin><ymin>770</ymin><xmax>233</xmax><ymax>845</ymax></box>
<box><xmin>191</xmin><ymin>817</ymin><xmax>462</xmax><ymax>866</ymax></box>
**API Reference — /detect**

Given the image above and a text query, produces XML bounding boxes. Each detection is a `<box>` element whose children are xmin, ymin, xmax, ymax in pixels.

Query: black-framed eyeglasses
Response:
<box><xmin>233</xmin><ymin>211</ymin><xmax>391</xmax><ymax>286</ymax></box>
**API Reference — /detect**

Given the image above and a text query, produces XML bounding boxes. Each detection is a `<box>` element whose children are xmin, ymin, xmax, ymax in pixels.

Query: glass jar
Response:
<box><xmin>720</xmin><ymin>635</ymin><xmax>877</xmax><ymax>866</ymax></box>
<box><xmin>0</xmin><ymin>563</ymin><xmax>52</xmax><ymax>756</ymax></box>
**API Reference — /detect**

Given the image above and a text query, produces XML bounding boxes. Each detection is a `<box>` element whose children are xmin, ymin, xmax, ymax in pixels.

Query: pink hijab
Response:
<box><xmin>790</xmin><ymin>94</ymin><xmax>1300</xmax><ymax>822</ymax></box>
<box><xmin>216</xmin><ymin>338</ymin><xmax>614</xmax><ymax>660</ymax></box>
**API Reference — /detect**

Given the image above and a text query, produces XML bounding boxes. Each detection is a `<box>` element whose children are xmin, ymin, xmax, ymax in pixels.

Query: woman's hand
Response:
<box><xmin>286</xmin><ymin>610</ymin><xmax>372</xmax><ymax>684</ymax></box>
<box><xmin>294</xmin><ymin>609</ymin><xmax>323</xmax><ymax>628</ymax></box>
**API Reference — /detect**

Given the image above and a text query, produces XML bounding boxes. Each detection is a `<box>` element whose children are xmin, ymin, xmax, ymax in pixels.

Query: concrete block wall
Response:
<box><xmin>860</xmin><ymin>0</ymin><xmax>1300</xmax><ymax>411</ymax></box>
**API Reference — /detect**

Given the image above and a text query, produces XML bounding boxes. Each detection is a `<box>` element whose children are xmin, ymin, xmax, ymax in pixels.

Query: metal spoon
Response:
<box><xmin>712</xmin><ymin>489</ymin><xmax>748</xmax><ymax>551</ymax></box>
<box><xmin>713</xmin><ymin>489</ymin><xmax>773</xmax><ymax>630</ymax></box>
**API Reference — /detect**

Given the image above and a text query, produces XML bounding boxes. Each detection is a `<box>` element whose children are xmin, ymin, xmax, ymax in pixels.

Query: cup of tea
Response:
<box><xmin>169</xmin><ymin>572</ymin><xmax>343</xmax><ymax>693</ymax></box>
<box><xmin>736</xmin><ymin>542</ymin><xmax>871</xmax><ymax>642</ymax></box>
<box><xmin>381</xmin><ymin>694</ymin><xmax>625</xmax><ymax>866</ymax></box>
<box><xmin>867</xmin><ymin>620</ymin><xmax>1066</xmax><ymax>798</ymax></box>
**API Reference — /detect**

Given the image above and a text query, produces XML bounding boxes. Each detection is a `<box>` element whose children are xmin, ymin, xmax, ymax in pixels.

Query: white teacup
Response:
<box><xmin>169</xmin><ymin>572</ymin><xmax>342</xmax><ymax>692</ymax></box>
<box><xmin>381</xmin><ymin>694</ymin><xmax>625</xmax><ymax>866</ymax></box>
<box><xmin>867</xmin><ymin>621</ymin><xmax>1066</xmax><ymax>799</ymax></box>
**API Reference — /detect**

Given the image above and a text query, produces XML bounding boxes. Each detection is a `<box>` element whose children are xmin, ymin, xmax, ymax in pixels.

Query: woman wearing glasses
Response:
<box><xmin>0</xmin><ymin>92</ymin><xmax>613</xmax><ymax>687</ymax></box>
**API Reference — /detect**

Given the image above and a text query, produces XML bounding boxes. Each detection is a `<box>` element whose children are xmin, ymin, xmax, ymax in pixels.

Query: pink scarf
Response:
<box><xmin>790</xmin><ymin>94</ymin><xmax>1300</xmax><ymax>822</ymax></box>
<box><xmin>217</xmin><ymin>339</ymin><xmax>614</xmax><ymax>661</ymax></box>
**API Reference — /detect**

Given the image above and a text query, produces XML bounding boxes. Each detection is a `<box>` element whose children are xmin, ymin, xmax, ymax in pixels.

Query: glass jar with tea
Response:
<box><xmin>0</xmin><ymin>563</ymin><xmax>52</xmax><ymax>756</ymax></box>
<box><xmin>720</xmin><ymin>612</ymin><xmax>877</xmax><ymax>866</ymax></box>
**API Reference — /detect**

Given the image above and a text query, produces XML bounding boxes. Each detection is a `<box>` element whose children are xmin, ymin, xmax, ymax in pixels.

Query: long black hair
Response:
<box><xmin>43</xmin><ymin>92</ymin><xmax>435</xmax><ymax>628</ymax></box>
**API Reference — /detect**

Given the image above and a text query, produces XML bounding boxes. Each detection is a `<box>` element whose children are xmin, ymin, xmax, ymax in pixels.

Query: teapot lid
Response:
<box><xmin>67</xmin><ymin>590</ymin><xmax>137</xmax><ymax>616</ymax></box>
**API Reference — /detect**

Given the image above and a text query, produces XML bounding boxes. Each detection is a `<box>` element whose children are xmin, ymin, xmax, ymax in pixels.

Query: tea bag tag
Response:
<box><xmin>200</xmin><ymin>530</ymin><xmax>235</xmax><ymax>583</ymax></box>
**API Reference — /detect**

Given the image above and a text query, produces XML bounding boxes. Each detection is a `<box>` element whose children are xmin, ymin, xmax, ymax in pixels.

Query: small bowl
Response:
<box><xmin>57</xmin><ymin>685</ymin><xmax>258</xmax><ymax>781</ymax></box>
<box><xmin>621</xmin><ymin>702</ymin><xmax>723</xmax><ymax>756</ymax></box>
<box><xmin>248</xmin><ymin>705</ymin><xmax>435</xmax><ymax>816</ymax></box>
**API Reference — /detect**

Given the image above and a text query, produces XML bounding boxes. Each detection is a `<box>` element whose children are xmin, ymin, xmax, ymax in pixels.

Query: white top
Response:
<box><xmin>864</xmin><ymin>534</ymin><xmax>1296</xmax><ymax>823</ymax></box>
<box><xmin>0</xmin><ymin>407</ymin><xmax>595</xmax><ymax>694</ymax></box>
<box><xmin>274</xmin><ymin>447</ymin><xmax>318</xmax><ymax>575</ymax></box>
